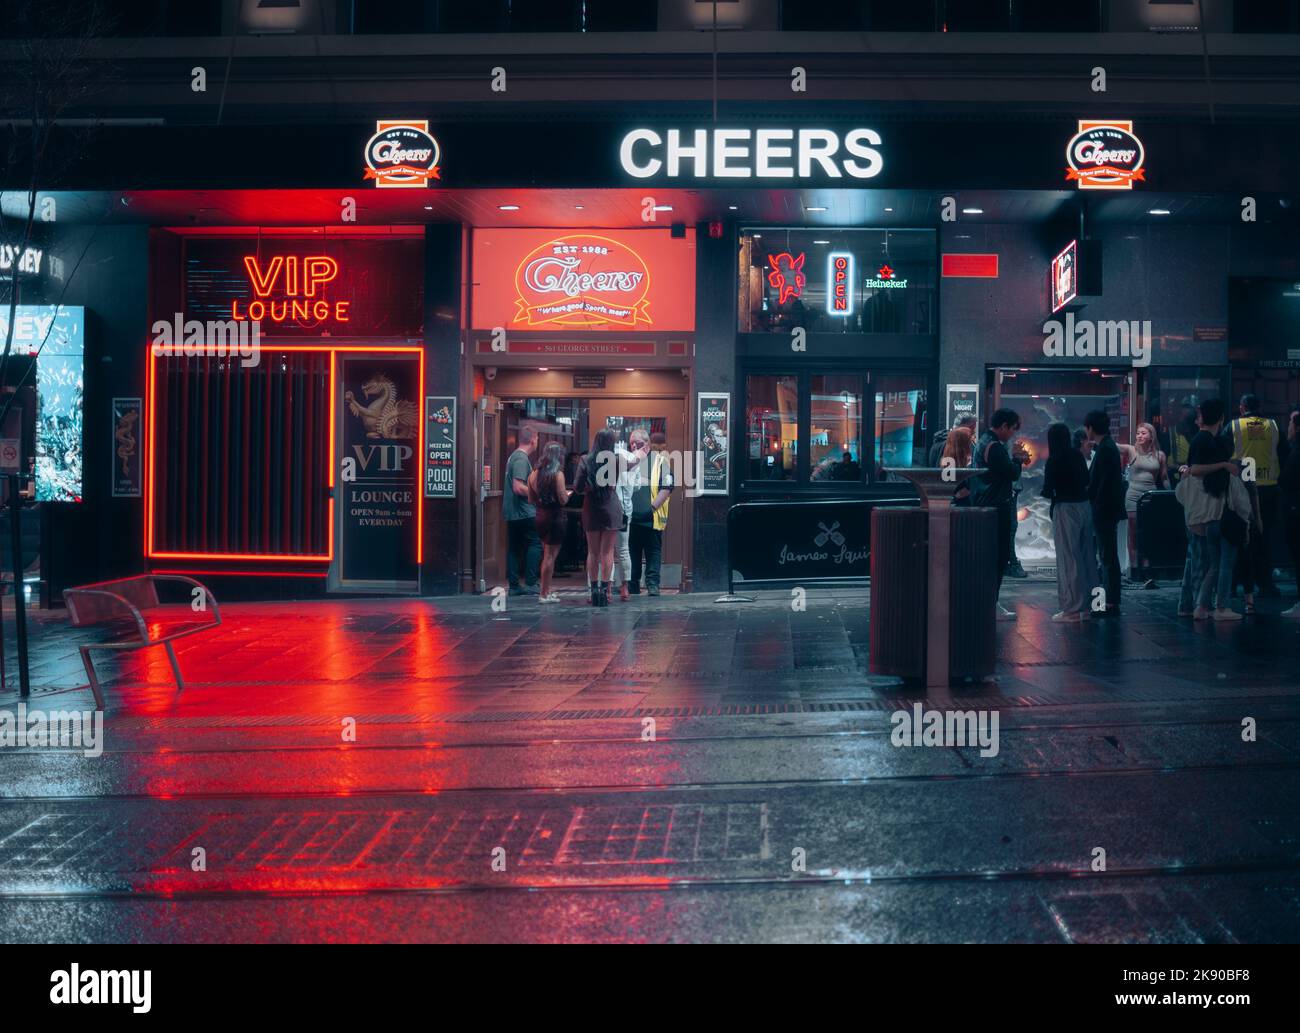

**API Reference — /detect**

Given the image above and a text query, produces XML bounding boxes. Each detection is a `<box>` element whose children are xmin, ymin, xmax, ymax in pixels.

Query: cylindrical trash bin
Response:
<box><xmin>868</xmin><ymin>508</ymin><xmax>927</xmax><ymax>678</ymax></box>
<box><xmin>869</xmin><ymin>505</ymin><xmax>998</xmax><ymax>683</ymax></box>
<box><xmin>949</xmin><ymin>506</ymin><xmax>998</xmax><ymax>680</ymax></box>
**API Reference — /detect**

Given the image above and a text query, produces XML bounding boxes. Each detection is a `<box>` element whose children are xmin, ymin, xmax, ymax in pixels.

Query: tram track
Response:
<box><xmin>2</xmin><ymin>708</ymin><xmax>1296</xmax><ymax>756</ymax></box>
<box><xmin>2</xmin><ymin>855</ymin><xmax>1299</xmax><ymax>902</ymax></box>
<box><xmin>2</xmin><ymin>754</ymin><xmax>1299</xmax><ymax>803</ymax></box>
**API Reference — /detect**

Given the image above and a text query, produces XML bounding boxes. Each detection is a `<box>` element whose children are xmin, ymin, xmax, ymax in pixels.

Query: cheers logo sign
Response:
<box><xmin>364</xmin><ymin>119</ymin><xmax>441</xmax><ymax>188</ymax></box>
<box><xmin>1065</xmin><ymin>120</ymin><xmax>1145</xmax><ymax>191</ymax></box>
<box><xmin>513</xmin><ymin>234</ymin><xmax>653</xmax><ymax>328</ymax></box>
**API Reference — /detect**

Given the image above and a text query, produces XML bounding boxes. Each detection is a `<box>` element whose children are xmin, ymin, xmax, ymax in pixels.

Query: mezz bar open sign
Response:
<box><xmin>183</xmin><ymin>236</ymin><xmax>424</xmax><ymax>337</ymax></box>
<box><xmin>471</xmin><ymin>228</ymin><xmax>696</xmax><ymax>332</ymax></box>
<box><xmin>334</xmin><ymin>355</ymin><xmax>422</xmax><ymax>592</ymax></box>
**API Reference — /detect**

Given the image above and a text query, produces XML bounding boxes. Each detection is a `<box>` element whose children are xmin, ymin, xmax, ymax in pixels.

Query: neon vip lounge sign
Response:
<box><xmin>230</xmin><ymin>255</ymin><xmax>350</xmax><ymax>325</ymax></box>
<box><xmin>620</xmin><ymin>128</ymin><xmax>884</xmax><ymax>179</ymax></box>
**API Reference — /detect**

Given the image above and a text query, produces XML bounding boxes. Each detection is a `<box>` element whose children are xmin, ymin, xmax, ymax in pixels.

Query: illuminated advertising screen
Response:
<box><xmin>0</xmin><ymin>305</ymin><xmax>84</xmax><ymax>502</ymax></box>
<box><xmin>470</xmin><ymin>228</ymin><xmax>696</xmax><ymax>332</ymax></box>
<box><xmin>1051</xmin><ymin>240</ymin><xmax>1077</xmax><ymax>314</ymax></box>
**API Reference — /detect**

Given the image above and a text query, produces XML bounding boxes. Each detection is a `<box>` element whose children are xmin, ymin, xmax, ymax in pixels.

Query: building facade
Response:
<box><xmin>4</xmin><ymin>1</ymin><xmax>1300</xmax><ymax>599</ymax></box>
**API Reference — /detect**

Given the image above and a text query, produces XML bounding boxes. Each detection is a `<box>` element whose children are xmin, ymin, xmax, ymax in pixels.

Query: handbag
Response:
<box><xmin>1220</xmin><ymin>508</ymin><xmax>1248</xmax><ymax>548</ymax></box>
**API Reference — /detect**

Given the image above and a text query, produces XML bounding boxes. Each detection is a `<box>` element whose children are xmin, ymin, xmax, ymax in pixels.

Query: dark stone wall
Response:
<box><xmin>939</xmin><ymin>219</ymin><xmax>1300</xmax><ymax>393</ymax></box>
<box><xmin>43</xmin><ymin>225</ymin><xmax>150</xmax><ymax>599</ymax></box>
<box><xmin>421</xmin><ymin>222</ymin><xmax>463</xmax><ymax>596</ymax></box>
<box><xmin>691</xmin><ymin>222</ymin><xmax>736</xmax><ymax>593</ymax></box>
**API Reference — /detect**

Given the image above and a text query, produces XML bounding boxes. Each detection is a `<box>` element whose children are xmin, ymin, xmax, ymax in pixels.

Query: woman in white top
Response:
<box><xmin>1118</xmin><ymin>422</ymin><xmax>1169</xmax><ymax>583</ymax></box>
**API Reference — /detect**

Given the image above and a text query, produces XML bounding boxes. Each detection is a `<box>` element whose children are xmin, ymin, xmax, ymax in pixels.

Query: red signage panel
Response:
<box><xmin>471</xmin><ymin>229</ymin><xmax>696</xmax><ymax>332</ymax></box>
<box><xmin>941</xmin><ymin>253</ymin><xmax>999</xmax><ymax>278</ymax></box>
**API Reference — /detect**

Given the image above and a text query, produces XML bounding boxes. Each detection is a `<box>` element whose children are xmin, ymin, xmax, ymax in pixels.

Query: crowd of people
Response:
<box><xmin>502</xmin><ymin>424</ymin><xmax>675</xmax><ymax>606</ymax></box>
<box><xmin>932</xmin><ymin>393</ymin><xmax>1300</xmax><ymax>624</ymax></box>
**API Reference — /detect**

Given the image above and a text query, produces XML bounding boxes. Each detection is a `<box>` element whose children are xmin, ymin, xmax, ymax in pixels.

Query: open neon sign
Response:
<box><xmin>230</xmin><ymin>255</ymin><xmax>352</xmax><ymax>324</ymax></box>
<box><xmin>828</xmin><ymin>252</ymin><xmax>854</xmax><ymax>316</ymax></box>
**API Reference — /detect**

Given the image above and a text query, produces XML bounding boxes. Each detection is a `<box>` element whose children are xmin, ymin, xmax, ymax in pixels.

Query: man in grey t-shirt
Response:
<box><xmin>503</xmin><ymin>426</ymin><xmax>539</xmax><ymax>594</ymax></box>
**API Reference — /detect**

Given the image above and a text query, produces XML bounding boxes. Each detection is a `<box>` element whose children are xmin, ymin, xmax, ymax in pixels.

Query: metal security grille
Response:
<box><xmin>150</xmin><ymin>351</ymin><xmax>331</xmax><ymax>557</ymax></box>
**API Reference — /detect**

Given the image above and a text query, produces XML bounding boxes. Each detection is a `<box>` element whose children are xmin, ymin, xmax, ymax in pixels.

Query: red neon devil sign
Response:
<box><xmin>767</xmin><ymin>252</ymin><xmax>806</xmax><ymax>305</ymax></box>
<box><xmin>230</xmin><ymin>255</ymin><xmax>351</xmax><ymax>324</ymax></box>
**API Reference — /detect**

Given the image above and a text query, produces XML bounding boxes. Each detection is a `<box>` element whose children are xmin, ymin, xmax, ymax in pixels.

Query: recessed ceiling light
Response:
<box><xmin>625</xmin><ymin>367</ymin><xmax>636</xmax><ymax>372</ymax></box>
<box><xmin>498</xmin><ymin>204</ymin><xmax>520</xmax><ymax>211</ymax></box>
<box><xmin>813</xmin><ymin>240</ymin><xmax>831</xmax><ymax>245</ymax></box>
<box><xmin>423</xmin><ymin>205</ymin><xmax>433</xmax><ymax>211</ymax></box>
<box><xmin>806</xmin><ymin>206</ymin><xmax>828</xmax><ymax>212</ymax></box>
<box><xmin>884</xmin><ymin>207</ymin><xmax>894</xmax><ymax>212</ymax></box>
<box><xmin>538</xmin><ymin>367</ymin><xmax>548</xmax><ymax>372</ymax></box>
<box><xmin>574</xmin><ymin>205</ymin><xmax>585</xmax><ymax>210</ymax></box>
<box><xmin>962</xmin><ymin>207</ymin><xmax>983</xmax><ymax>215</ymax></box>
<box><xmin>728</xmin><ymin>205</ymin><xmax>738</xmax><ymax>211</ymax></box>
<box><xmin>653</xmin><ymin>204</ymin><xmax>673</xmax><ymax>212</ymax></box>
<box><xmin>752</xmin><ymin>234</ymin><xmax>762</xmax><ymax>239</ymax></box>
<box><xmin>1148</xmin><ymin>208</ymin><xmax>1171</xmax><ymax>216</ymax></box>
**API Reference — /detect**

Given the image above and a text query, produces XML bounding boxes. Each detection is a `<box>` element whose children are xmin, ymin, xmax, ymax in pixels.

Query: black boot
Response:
<box><xmin>590</xmin><ymin>582</ymin><xmax>601</xmax><ymax>607</ymax></box>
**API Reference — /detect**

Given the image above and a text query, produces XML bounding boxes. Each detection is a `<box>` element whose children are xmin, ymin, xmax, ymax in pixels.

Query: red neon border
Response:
<box><xmin>145</xmin><ymin>344</ymin><xmax>424</xmax><ymax>565</ymax></box>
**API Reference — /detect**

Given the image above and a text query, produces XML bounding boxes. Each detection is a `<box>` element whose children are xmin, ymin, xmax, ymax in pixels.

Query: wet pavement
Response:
<box><xmin>0</xmin><ymin>579</ymin><xmax>1298</xmax><ymax>942</ymax></box>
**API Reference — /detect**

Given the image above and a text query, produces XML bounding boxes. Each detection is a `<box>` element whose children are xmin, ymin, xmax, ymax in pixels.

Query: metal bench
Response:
<box><xmin>62</xmin><ymin>575</ymin><xmax>221</xmax><ymax>708</ymax></box>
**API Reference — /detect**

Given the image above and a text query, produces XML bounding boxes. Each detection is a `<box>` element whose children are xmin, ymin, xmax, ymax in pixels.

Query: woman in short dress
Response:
<box><xmin>1118</xmin><ymin>422</ymin><xmax>1168</xmax><ymax>583</ymax></box>
<box><xmin>527</xmin><ymin>442</ymin><xmax>570</xmax><ymax>603</ymax></box>
<box><xmin>572</xmin><ymin>427</ymin><xmax>624</xmax><ymax>606</ymax></box>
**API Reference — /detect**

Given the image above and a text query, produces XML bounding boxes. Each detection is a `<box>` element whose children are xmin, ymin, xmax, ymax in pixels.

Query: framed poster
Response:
<box><xmin>111</xmin><ymin>397</ymin><xmax>142</xmax><ymax>497</ymax></box>
<box><xmin>332</xmin><ymin>353</ymin><xmax>421</xmax><ymax>593</ymax></box>
<box><xmin>696</xmin><ymin>392</ymin><xmax>730</xmax><ymax>496</ymax></box>
<box><xmin>425</xmin><ymin>396</ymin><xmax>456</xmax><ymax>499</ymax></box>
<box><xmin>945</xmin><ymin>384</ymin><xmax>979</xmax><ymax>434</ymax></box>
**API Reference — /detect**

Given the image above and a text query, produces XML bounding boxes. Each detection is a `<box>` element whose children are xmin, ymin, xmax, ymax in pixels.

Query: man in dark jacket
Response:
<box><xmin>976</xmin><ymin>409</ymin><xmax>1028</xmax><ymax>620</ymax></box>
<box><xmin>928</xmin><ymin>415</ymin><xmax>977</xmax><ymax>467</ymax></box>
<box><xmin>1085</xmin><ymin>410</ymin><xmax>1127</xmax><ymax>617</ymax></box>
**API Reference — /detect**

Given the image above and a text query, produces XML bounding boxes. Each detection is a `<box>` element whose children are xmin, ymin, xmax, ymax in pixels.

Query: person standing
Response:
<box><xmin>1084</xmin><ymin>410</ymin><xmax>1126</xmax><ymax>618</ymax></box>
<box><xmin>527</xmin><ymin>442</ymin><xmax>570</xmax><ymax>603</ymax></box>
<box><xmin>1118</xmin><ymin>422</ymin><xmax>1169</xmax><ymax>585</ymax></box>
<box><xmin>974</xmin><ymin>409</ymin><xmax>1028</xmax><ymax>620</ymax></box>
<box><xmin>1227</xmin><ymin>393</ymin><xmax>1282</xmax><ymax>598</ymax></box>
<box><xmin>1280</xmin><ymin>411</ymin><xmax>1300</xmax><ymax>619</ymax></box>
<box><xmin>1177</xmin><ymin>398</ymin><xmax>1244</xmax><ymax>621</ymax></box>
<box><xmin>629</xmin><ymin>431</ymin><xmax>674</xmax><ymax>596</ymax></box>
<box><xmin>503</xmin><ymin>426</ymin><xmax>540</xmax><ymax>596</ymax></box>
<box><xmin>1042</xmin><ymin>422</ymin><xmax>1096</xmax><ymax>622</ymax></box>
<box><xmin>929</xmin><ymin>415</ymin><xmax>977</xmax><ymax>467</ymax></box>
<box><xmin>940</xmin><ymin>426</ymin><xmax>974</xmax><ymax>469</ymax></box>
<box><xmin>572</xmin><ymin>428</ymin><xmax>623</xmax><ymax>607</ymax></box>
<box><xmin>612</xmin><ymin>430</ymin><xmax>648</xmax><ymax>602</ymax></box>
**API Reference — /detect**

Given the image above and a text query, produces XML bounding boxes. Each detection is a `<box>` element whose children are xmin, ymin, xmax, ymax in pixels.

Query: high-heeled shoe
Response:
<box><xmin>590</xmin><ymin>582</ymin><xmax>601</xmax><ymax>607</ymax></box>
<box><xmin>596</xmin><ymin>581</ymin><xmax>610</xmax><ymax>607</ymax></box>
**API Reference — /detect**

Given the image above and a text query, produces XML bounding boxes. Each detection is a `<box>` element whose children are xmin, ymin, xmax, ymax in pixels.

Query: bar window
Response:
<box><xmin>810</xmin><ymin>375</ymin><xmax>864</xmax><ymax>482</ymax></box>
<box><xmin>746</xmin><ymin>374</ymin><xmax>798</xmax><ymax>481</ymax></box>
<box><xmin>874</xmin><ymin>376</ymin><xmax>928</xmax><ymax>478</ymax></box>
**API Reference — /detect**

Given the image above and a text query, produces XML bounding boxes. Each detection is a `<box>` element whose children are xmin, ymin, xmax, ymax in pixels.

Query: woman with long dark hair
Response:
<box><xmin>572</xmin><ymin>427</ymin><xmax>624</xmax><ymax>606</ymax></box>
<box><xmin>1042</xmin><ymin>421</ymin><xmax>1095</xmax><ymax>622</ymax></box>
<box><xmin>527</xmin><ymin>442</ymin><xmax>570</xmax><ymax>602</ymax></box>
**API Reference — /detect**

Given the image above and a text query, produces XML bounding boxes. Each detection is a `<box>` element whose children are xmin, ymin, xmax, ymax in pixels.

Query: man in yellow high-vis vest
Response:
<box><xmin>628</xmin><ymin>431</ymin><xmax>674</xmax><ymax>596</ymax></box>
<box><xmin>1229</xmin><ymin>393</ymin><xmax>1282</xmax><ymax>597</ymax></box>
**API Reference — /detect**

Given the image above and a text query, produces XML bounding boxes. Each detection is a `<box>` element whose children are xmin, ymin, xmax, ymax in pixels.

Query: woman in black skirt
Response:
<box><xmin>527</xmin><ymin>443</ymin><xmax>570</xmax><ymax>603</ymax></box>
<box><xmin>572</xmin><ymin>427</ymin><xmax>623</xmax><ymax>606</ymax></box>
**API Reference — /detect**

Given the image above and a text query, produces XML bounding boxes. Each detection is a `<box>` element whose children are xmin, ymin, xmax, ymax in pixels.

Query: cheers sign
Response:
<box><xmin>513</xmin><ymin>234</ymin><xmax>653</xmax><ymax>328</ymax></box>
<box><xmin>364</xmin><ymin>120</ymin><xmax>441</xmax><ymax>188</ymax></box>
<box><xmin>1065</xmin><ymin>120</ymin><xmax>1145</xmax><ymax>191</ymax></box>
